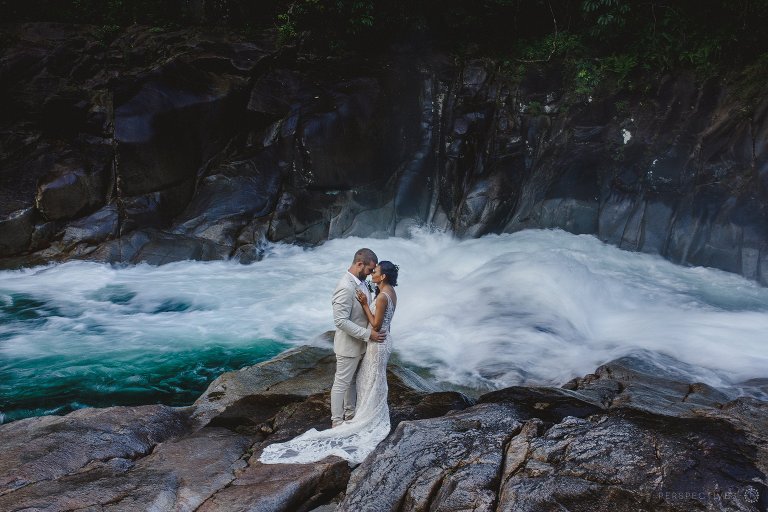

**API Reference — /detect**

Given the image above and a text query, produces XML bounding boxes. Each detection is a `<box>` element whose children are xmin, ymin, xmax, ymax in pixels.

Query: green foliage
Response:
<box><xmin>526</xmin><ymin>101</ymin><xmax>543</xmax><ymax>115</ymax></box>
<box><xmin>679</xmin><ymin>41</ymin><xmax>721</xmax><ymax>75</ymax></box>
<box><xmin>272</xmin><ymin>0</ymin><xmax>380</xmax><ymax>50</ymax></box>
<box><xmin>348</xmin><ymin>1</ymin><xmax>375</xmax><ymax>32</ymax></box>
<box><xmin>571</xmin><ymin>59</ymin><xmax>602</xmax><ymax>97</ymax></box>
<box><xmin>575</xmin><ymin>0</ymin><xmax>768</xmax><ymax>78</ymax></box>
<box><xmin>276</xmin><ymin>12</ymin><xmax>297</xmax><ymax>46</ymax></box>
<box><xmin>498</xmin><ymin>60</ymin><xmax>526</xmax><ymax>83</ymax></box>
<box><xmin>601</xmin><ymin>54</ymin><xmax>636</xmax><ymax>88</ymax></box>
<box><xmin>581</xmin><ymin>0</ymin><xmax>630</xmax><ymax>36</ymax></box>
<box><xmin>517</xmin><ymin>32</ymin><xmax>584</xmax><ymax>62</ymax></box>
<box><xmin>614</xmin><ymin>100</ymin><xmax>629</xmax><ymax>116</ymax></box>
<box><xmin>2</xmin><ymin>0</ymin><xmax>767</xmax><ymax>80</ymax></box>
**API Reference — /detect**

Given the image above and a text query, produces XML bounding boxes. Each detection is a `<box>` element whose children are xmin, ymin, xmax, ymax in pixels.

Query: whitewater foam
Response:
<box><xmin>1</xmin><ymin>228</ymin><xmax>767</xmax><ymax>421</ymax></box>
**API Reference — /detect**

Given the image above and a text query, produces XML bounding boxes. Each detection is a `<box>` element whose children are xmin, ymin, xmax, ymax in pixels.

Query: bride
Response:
<box><xmin>259</xmin><ymin>261</ymin><xmax>399</xmax><ymax>465</ymax></box>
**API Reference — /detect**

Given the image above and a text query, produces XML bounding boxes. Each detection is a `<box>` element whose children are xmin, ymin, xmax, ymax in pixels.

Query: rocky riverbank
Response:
<box><xmin>1</xmin><ymin>338</ymin><xmax>765</xmax><ymax>511</ymax></box>
<box><xmin>2</xmin><ymin>23</ymin><xmax>768</xmax><ymax>284</ymax></box>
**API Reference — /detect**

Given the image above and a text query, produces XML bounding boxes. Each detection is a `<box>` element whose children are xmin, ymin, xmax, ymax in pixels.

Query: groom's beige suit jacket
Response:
<box><xmin>332</xmin><ymin>272</ymin><xmax>372</xmax><ymax>357</ymax></box>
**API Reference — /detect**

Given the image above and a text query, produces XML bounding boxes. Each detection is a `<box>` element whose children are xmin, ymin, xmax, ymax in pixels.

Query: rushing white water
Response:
<box><xmin>2</xmin><ymin>228</ymin><xmax>768</xmax><ymax>422</ymax></box>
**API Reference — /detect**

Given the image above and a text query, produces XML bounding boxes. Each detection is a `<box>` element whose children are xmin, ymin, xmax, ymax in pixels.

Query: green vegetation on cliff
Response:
<box><xmin>3</xmin><ymin>0</ymin><xmax>767</xmax><ymax>87</ymax></box>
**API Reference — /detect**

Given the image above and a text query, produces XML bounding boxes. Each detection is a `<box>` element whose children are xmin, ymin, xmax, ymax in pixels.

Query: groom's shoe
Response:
<box><xmin>332</xmin><ymin>420</ymin><xmax>344</xmax><ymax>428</ymax></box>
<box><xmin>343</xmin><ymin>412</ymin><xmax>355</xmax><ymax>422</ymax></box>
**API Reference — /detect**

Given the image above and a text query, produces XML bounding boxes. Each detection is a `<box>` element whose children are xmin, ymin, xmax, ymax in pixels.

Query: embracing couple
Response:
<box><xmin>260</xmin><ymin>248</ymin><xmax>399</xmax><ymax>465</ymax></box>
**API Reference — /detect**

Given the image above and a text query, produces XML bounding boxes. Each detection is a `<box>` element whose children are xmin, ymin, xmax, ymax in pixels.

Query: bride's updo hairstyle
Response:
<box><xmin>378</xmin><ymin>261</ymin><xmax>399</xmax><ymax>286</ymax></box>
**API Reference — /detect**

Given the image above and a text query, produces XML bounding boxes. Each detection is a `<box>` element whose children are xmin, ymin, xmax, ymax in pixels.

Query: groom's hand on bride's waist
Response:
<box><xmin>369</xmin><ymin>329</ymin><xmax>386</xmax><ymax>342</ymax></box>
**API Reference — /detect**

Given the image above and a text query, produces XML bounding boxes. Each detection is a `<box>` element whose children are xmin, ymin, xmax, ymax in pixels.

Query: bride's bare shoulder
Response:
<box><xmin>382</xmin><ymin>288</ymin><xmax>397</xmax><ymax>307</ymax></box>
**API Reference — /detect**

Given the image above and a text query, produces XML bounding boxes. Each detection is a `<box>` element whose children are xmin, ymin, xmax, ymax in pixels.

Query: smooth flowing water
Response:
<box><xmin>2</xmin><ymin>229</ymin><xmax>768</xmax><ymax>424</ymax></box>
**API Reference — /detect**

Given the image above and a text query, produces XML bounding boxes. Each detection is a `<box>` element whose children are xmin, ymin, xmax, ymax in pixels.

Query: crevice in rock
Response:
<box><xmin>651</xmin><ymin>433</ymin><xmax>667</xmax><ymax>495</ymax></box>
<box><xmin>419</xmin><ymin>470</ymin><xmax>449</xmax><ymax>512</ymax></box>
<box><xmin>606</xmin><ymin>381</ymin><xmax>626</xmax><ymax>409</ymax></box>
<box><xmin>190</xmin><ymin>456</ymin><xmax>245</xmax><ymax>512</ymax></box>
<box><xmin>79</xmin><ymin>490</ymin><xmax>134</xmax><ymax>509</ymax></box>
<box><xmin>681</xmin><ymin>384</ymin><xmax>694</xmax><ymax>403</ymax></box>
<box><xmin>493</xmin><ymin>429</ymin><xmax>524</xmax><ymax>503</ymax></box>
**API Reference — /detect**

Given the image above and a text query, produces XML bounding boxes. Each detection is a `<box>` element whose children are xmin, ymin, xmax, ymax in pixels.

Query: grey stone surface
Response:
<box><xmin>0</xmin><ymin>345</ymin><xmax>765</xmax><ymax>512</ymax></box>
<box><xmin>3</xmin><ymin>24</ymin><xmax>768</xmax><ymax>286</ymax></box>
<box><xmin>0</xmin><ymin>427</ymin><xmax>250</xmax><ymax>512</ymax></box>
<box><xmin>190</xmin><ymin>341</ymin><xmax>337</xmax><ymax>430</ymax></box>
<box><xmin>0</xmin><ymin>404</ymin><xmax>191</xmax><ymax>494</ymax></box>
<box><xmin>340</xmin><ymin>403</ymin><xmax>522</xmax><ymax>512</ymax></box>
<box><xmin>0</xmin><ymin>207</ymin><xmax>35</xmax><ymax>256</ymax></box>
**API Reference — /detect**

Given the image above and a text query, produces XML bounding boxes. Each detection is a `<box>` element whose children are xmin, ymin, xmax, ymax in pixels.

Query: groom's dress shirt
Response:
<box><xmin>348</xmin><ymin>271</ymin><xmax>363</xmax><ymax>286</ymax></box>
<box><xmin>332</xmin><ymin>272</ymin><xmax>373</xmax><ymax>357</ymax></box>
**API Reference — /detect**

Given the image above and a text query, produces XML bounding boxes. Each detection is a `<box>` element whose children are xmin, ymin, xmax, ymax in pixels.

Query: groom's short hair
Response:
<box><xmin>353</xmin><ymin>248</ymin><xmax>378</xmax><ymax>265</ymax></box>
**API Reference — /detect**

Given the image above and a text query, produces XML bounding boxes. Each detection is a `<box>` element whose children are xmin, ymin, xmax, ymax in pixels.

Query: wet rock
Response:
<box><xmin>391</xmin><ymin>390</ymin><xmax>475</xmax><ymax>428</ymax></box>
<box><xmin>198</xmin><ymin>455</ymin><xmax>351</xmax><ymax>512</ymax></box>
<box><xmin>120</xmin><ymin>179</ymin><xmax>196</xmax><ymax>232</ymax></box>
<box><xmin>0</xmin><ymin>207</ymin><xmax>35</xmax><ymax>256</ymax></box>
<box><xmin>87</xmin><ymin>228</ymin><xmax>154</xmax><ymax>263</ymax></box>
<box><xmin>232</xmin><ymin>243</ymin><xmax>265</xmax><ymax>263</ymax></box>
<box><xmin>191</xmin><ymin>342</ymin><xmax>337</xmax><ymax>430</ymax></box>
<box><xmin>0</xmin><ymin>344</ymin><xmax>765</xmax><ymax>512</ymax></box>
<box><xmin>3</xmin><ymin>24</ymin><xmax>768</xmax><ymax>286</ymax></box>
<box><xmin>347</xmin><ymin>401</ymin><xmax>763</xmax><ymax>512</ymax></box>
<box><xmin>233</xmin><ymin>218</ymin><xmax>271</xmax><ymax>263</ymax></box>
<box><xmin>495</xmin><ymin>412</ymin><xmax>765</xmax><ymax>512</ymax></box>
<box><xmin>173</xmin><ymin>172</ymin><xmax>280</xmax><ymax>245</ymax></box>
<box><xmin>0</xmin><ymin>404</ymin><xmax>191</xmax><ymax>495</ymax></box>
<box><xmin>129</xmin><ymin>231</ymin><xmax>231</xmax><ymax>265</ymax></box>
<box><xmin>35</xmin><ymin>157</ymin><xmax>112</xmax><ymax>221</ymax></box>
<box><xmin>338</xmin><ymin>350</ymin><xmax>768</xmax><ymax>512</ymax></box>
<box><xmin>268</xmin><ymin>190</ymin><xmax>336</xmax><ymax>244</ymax></box>
<box><xmin>0</xmin><ymin>23</ymin><xmax>281</xmax><ymax>267</ymax></box>
<box><xmin>341</xmin><ymin>403</ymin><xmax>522</xmax><ymax>511</ymax></box>
<box><xmin>562</xmin><ymin>352</ymin><xmax>733</xmax><ymax>416</ymax></box>
<box><xmin>0</xmin><ymin>427</ymin><xmax>250</xmax><ymax>511</ymax></box>
<box><xmin>247</xmin><ymin>69</ymin><xmax>303</xmax><ymax>117</ymax></box>
<box><xmin>114</xmin><ymin>63</ymin><xmax>250</xmax><ymax>196</ymax></box>
<box><xmin>478</xmin><ymin>385</ymin><xmax>604</xmax><ymax>424</ymax></box>
<box><xmin>461</xmin><ymin>61</ymin><xmax>489</xmax><ymax>97</ymax></box>
<box><xmin>61</xmin><ymin>203</ymin><xmax>119</xmax><ymax>248</ymax></box>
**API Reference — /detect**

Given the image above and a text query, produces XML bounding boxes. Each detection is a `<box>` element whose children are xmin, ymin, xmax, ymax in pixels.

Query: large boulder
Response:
<box><xmin>0</xmin><ymin>342</ymin><xmax>474</xmax><ymax>511</ymax></box>
<box><xmin>0</xmin><ymin>208</ymin><xmax>35</xmax><ymax>257</ymax></box>
<box><xmin>0</xmin><ymin>405</ymin><xmax>191</xmax><ymax>495</ymax></box>
<box><xmin>35</xmin><ymin>152</ymin><xmax>113</xmax><ymax>221</ymax></box>
<box><xmin>0</xmin><ymin>344</ymin><xmax>765</xmax><ymax>511</ymax></box>
<box><xmin>341</xmin><ymin>402</ymin><xmax>521</xmax><ymax>511</ymax></box>
<box><xmin>0</xmin><ymin>427</ymin><xmax>251</xmax><ymax>511</ymax></box>
<box><xmin>341</xmin><ymin>353</ymin><xmax>768</xmax><ymax>512</ymax></box>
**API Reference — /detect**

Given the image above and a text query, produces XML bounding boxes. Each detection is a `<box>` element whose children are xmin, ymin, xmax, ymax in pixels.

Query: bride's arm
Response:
<box><xmin>355</xmin><ymin>290</ymin><xmax>386</xmax><ymax>332</ymax></box>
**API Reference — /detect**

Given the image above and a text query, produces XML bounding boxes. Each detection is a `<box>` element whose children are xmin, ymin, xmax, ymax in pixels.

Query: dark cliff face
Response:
<box><xmin>1</xmin><ymin>23</ymin><xmax>767</xmax><ymax>284</ymax></box>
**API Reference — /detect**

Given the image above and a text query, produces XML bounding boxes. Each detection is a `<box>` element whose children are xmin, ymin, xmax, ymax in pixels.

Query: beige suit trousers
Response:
<box><xmin>330</xmin><ymin>353</ymin><xmax>362</xmax><ymax>423</ymax></box>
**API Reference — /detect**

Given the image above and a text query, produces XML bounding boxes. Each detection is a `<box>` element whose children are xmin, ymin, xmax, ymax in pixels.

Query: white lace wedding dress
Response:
<box><xmin>259</xmin><ymin>292</ymin><xmax>396</xmax><ymax>466</ymax></box>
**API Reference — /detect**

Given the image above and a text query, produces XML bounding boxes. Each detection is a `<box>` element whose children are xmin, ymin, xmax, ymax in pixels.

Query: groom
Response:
<box><xmin>330</xmin><ymin>248</ymin><xmax>386</xmax><ymax>427</ymax></box>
